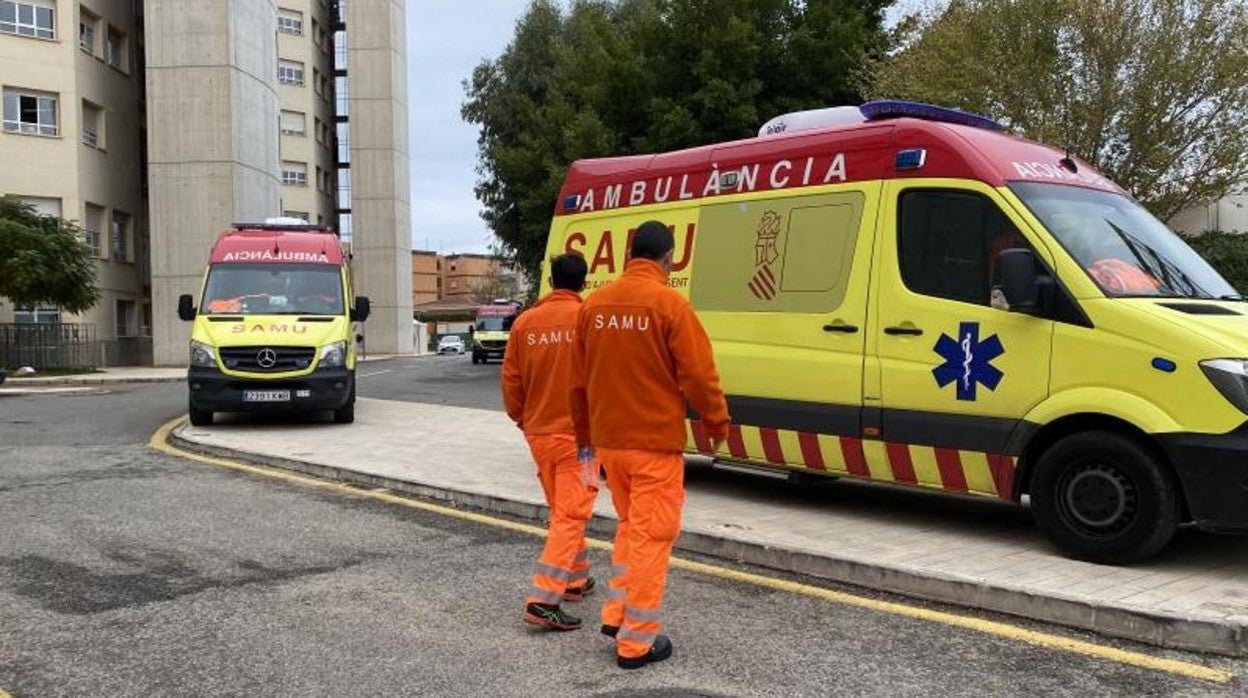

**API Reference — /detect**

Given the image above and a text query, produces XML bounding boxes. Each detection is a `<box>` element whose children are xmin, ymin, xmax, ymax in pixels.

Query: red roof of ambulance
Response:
<box><xmin>554</xmin><ymin>118</ymin><xmax>1123</xmax><ymax>216</ymax></box>
<box><xmin>210</xmin><ymin>228</ymin><xmax>344</xmax><ymax>265</ymax></box>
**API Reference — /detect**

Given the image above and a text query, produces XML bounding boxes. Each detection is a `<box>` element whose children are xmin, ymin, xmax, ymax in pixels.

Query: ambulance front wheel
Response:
<box><xmin>188</xmin><ymin>400</ymin><xmax>213</xmax><ymax>427</ymax></box>
<box><xmin>1030</xmin><ymin>431</ymin><xmax>1179</xmax><ymax>565</ymax></box>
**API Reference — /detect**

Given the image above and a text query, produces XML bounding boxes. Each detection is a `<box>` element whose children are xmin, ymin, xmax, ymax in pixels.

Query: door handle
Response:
<box><xmin>822</xmin><ymin>322</ymin><xmax>859</xmax><ymax>334</ymax></box>
<box><xmin>884</xmin><ymin>325</ymin><xmax>924</xmax><ymax>336</ymax></box>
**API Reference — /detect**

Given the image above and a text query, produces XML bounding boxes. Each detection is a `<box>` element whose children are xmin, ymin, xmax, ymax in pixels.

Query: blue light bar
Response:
<box><xmin>895</xmin><ymin>149</ymin><xmax>926</xmax><ymax>170</ymax></box>
<box><xmin>563</xmin><ymin>194</ymin><xmax>581</xmax><ymax>212</ymax></box>
<box><xmin>861</xmin><ymin>100</ymin><xmax>1002</xmax><ymax>131</ymax></box>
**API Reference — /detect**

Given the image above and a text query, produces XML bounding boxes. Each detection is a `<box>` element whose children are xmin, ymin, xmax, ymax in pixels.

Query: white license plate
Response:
<box><xmin>243</xmin><ymin>390</ymin><xmax>290</xmax><ymax>402</ymax></box>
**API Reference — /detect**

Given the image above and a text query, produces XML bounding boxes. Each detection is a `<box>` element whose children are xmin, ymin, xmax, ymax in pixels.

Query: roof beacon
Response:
<box><xmin>757</xmin><ymin>106</ymin><xmax>867</xmax><ymax>137</ymax></box>
<box><xmin>265</xmin><ymin>216</ymin><xmax>311</xmax><ymax>226</ymax></box>
<box><xmin>860</xmin><ymin>100</ymin><xmax>1002</xmax><ymax>131</ymax></box>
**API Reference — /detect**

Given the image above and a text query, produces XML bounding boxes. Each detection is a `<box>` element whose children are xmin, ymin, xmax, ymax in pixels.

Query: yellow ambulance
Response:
<box><xmin>541</xmin><ymin>101</ymin><xmax>1248</xmax><ymax>563</ymax></box>
<box><xmin>178</xmin><ymin>221</ymin><xmax>370</xmax><ymax>426</ymax></box>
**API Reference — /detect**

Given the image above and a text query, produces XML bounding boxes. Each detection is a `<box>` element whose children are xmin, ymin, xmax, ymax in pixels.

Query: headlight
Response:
<box><xmin>189</xmin><ymin>340</ymin><xmax>216</xmax><ymax>368</ymax></box>
<box><xmin>319</xmin><ymin>341</ymin><xmax>346</xmax><ymax>368</ymax></box>
<box><xmin>1200</xmin><ymin>359</ymin><xmax>1248</xmax><ymax>414</ymax></box>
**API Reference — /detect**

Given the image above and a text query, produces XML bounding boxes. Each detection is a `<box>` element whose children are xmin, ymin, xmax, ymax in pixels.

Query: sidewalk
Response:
<box><xmin>6</xmin><ymin>366</ymin><xmax>186</xmax><ymax>385</ymax></box>
<box><xmin>1</xmin><ymin>354</ymin><xmax>418</xmax><ymax>387</ymax></box>
<box><xmin>171</xmin><ymin>398</ymin><xmax>1248</xmax><ymax>656</ymax></box>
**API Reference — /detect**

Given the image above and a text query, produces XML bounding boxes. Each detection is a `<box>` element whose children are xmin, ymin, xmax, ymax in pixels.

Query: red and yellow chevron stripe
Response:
<box><xmin>688</xmin><ymin>420</ymin><xmax>1016</xmax><ymax>500</ymax></box>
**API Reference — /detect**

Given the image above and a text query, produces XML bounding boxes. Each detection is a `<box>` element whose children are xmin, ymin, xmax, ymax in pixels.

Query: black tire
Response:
<box><xmin>472</xmin><ymin>352</ymin><xmax>482</xmax><ymax>365</ymax></box>
<box><xmin>1030</xmin><ymin>430</ymin><xmax>1179</xmax><ymax>564</ymax></box>
<box><xmin>188</xmin><ymin>401</ymin><xmax>213</xmax><ymax>427</ymax></box>
<box><xmin>333</xmin><ymin>379</ymin><xmax>356</xmax><ymax>424</ymax></box>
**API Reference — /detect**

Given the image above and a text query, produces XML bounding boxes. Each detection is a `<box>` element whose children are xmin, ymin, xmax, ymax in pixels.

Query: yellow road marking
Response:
<box><xmin>151</xmin><ymin>417</ymin><xmax>1233</xmax><ymax>685</ymax></box>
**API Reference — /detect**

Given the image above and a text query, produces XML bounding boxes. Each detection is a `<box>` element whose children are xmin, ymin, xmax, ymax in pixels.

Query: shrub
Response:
<box><xmin>1183</xmin><ymin>231</ymin><xmax>1248</xmax><ymax>294</ymax></box>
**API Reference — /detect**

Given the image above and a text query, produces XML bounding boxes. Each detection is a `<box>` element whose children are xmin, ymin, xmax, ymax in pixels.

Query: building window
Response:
<box><xmin>278</xmin><ymin>59</ymin><xmax>304</xmax><ymax>86</ymax></box>
<box><xmin>0</xmin><ymin>1</ymin><xmax>56</xmax><ymax>40</ymax></box>
<box><xmin>105</xmin><ymin>26</ymin><xmax>125</xmax><ymax>70</ymax></box>
<box><xmin>2</xmin><ymin>88</ymin><xmax>58</xmax><ymax>136</ymax></box>
<box><xmin>337</xmin><ymin>168</ymin><xmax>351</xmax><ymax>209</ymax></box>
<box><xmin>334</xmin><ymin>75</ymin><xmax>348</xmax><ymax>114</ymax></box>
<box><xmin>334</xmin><ymin>30</ymin><xmax>347</xmax><ymax>71</ymax></box>
<box><xmin>83</xmin><ymin>202</ymin><xmax>103</xmax><ymax>257</ymax></box>
<box><xmin>110</xmin><ymin>210</ymin><xmax>130</xmax><ymax>261</ymax></box>
<box><xmin>281</xmin><ymin>161</ymin><xmax>308</xmax><ymax>186</ymax></box>
<box><xmin>277</xmin><ymin>8</ymin><xmax>302</xmax><ymax>35</ymax></box>
<box><xmin>115</xmin><ymin>299</ymin><xmax>135</xmax><ymax>338</ymax></box>
<box><xmin>78</xmin><ymin>6</ymin><xmax>96</xmax><ymax>54</ymax></box>
<box><xmin>14</xmin><ymin>305</ymin><xmax>60</xmax><ymax>324</ymax></box>
<box><xmin>279</xmin><ymin>109</ymin><xmax>305</xmax><ymax>135</ymax></box>
<box><xmin>283</xmin><ymin>210</ymin><xmax>308</xmax><ymax>221</ymax></box>
<box><xmin>81</xmin><ymin>99</ymin><xmax>102</xmax><ymax>147</ymax></box>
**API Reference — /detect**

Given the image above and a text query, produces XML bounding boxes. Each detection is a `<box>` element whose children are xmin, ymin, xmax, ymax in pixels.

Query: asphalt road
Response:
<box><xmin>0</xmin><ymin>377</ymin><xmax>1244</xmax><ymax>696</ymax></box>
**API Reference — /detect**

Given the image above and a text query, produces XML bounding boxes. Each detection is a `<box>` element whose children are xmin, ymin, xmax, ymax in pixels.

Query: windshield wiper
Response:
<box><xmin>1219</xmin><ymin>294</ymin><xmax>1244</xmax><ymax>301</ymax></box>
<box><xmin>1105</xmin><ymin>219</ymin><xmax>1213</xmax><ymax>299</ymax></box>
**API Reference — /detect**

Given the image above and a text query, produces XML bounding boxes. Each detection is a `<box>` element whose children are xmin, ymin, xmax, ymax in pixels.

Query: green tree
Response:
<box><xmin>463</xmin><ymin>0</ymin><xmax>892</xmax><ymax>283</ymax></box>
<box><xmin>868</xmin><ymin>0</ymin><xmax>1248</xmax><ymax>220</ymax></box>
<box><xmin>0</xmin><ymin>196</ymin><xmax>99</xmax><ymax>314</ymax></box>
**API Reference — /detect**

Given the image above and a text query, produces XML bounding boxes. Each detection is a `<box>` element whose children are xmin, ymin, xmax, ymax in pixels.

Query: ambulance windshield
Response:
<box><xmin>475</xmin><ymin>316</ymin><xmax>512</xmax><ymax>332</ymax></box>
<box><xmin>1008</xmin><ymin>182</ymin><xmax>1237</xmax><ymax>299</ymax></box>
<box><xmin>201</xmin><ymin>263</ymin><xmax>345</xmax><ymax>315</ymax></box>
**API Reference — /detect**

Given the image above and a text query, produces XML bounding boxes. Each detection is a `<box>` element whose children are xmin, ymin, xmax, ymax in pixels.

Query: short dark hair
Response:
<box><xmin>631</xmin><ymin>220</ymin><xmax>674</xmax><ymax>261</ymax></box>
<box><xmin>550</xmin><ymin>253</ymin><xmax>588</xmax><ymax>291</ymax></box>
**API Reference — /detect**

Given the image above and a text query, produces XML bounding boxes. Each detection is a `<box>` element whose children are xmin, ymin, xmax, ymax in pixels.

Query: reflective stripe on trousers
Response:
<box><xmin>597</xmin><ymin>448</ymin><xmax>684</xmax><ymax>659</ymax></box>
<box><xmin>524</xmin><ymin>433</ymin><xmax>599</xmax><ymax>606</ymax></box>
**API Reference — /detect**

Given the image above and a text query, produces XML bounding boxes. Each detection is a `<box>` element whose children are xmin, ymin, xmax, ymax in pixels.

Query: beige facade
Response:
<box><xmin>2</xmin><ymin>0</ymin><xmax>412</xmax><ymax>366</ymax></box>
<box><xmin>146</xmin><ymin>0</ymin><xmax>283</xmax><ymax>366</ymax></box>
<box><xmin>343</xmin><ymin>0</ymin><xmax>413</xmax><ymax>354</ymax></box>
<box><xmin>276</xmin><ymin>0</ymin><xmax>335</xmax><ymax>226</ymax></box>
<box><xmin>0</xmin><ymin>0</ymin><xmax>148</xmax><ymax>363</ymax></box>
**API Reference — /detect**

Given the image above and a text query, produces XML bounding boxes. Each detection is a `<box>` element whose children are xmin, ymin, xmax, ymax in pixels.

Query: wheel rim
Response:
<box><xmin>1058</xmin><ymin>460</ymin><xmax>1138</xmax><ymax>536</ymax></box>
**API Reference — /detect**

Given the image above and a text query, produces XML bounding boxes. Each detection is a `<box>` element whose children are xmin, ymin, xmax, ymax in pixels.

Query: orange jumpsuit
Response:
<box><xmin>502</xmin><ymin>289</ymin><xmax>599</xmax><ymax>606</ymax></box>
<box><xmin>569</xmin><ymin>258</ymin><xmax>730</xmax><ymax>660</ymax></box>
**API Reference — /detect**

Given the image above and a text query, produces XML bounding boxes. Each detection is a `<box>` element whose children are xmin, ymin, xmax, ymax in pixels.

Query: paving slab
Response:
<box><xmin>171</xmin><ymin>398</ymin><xmax>1248</xmax><ymax>656</ymax></box>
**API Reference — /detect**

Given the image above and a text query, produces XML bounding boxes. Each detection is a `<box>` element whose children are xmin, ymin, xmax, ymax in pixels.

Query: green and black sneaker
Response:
<box><xmin>523</xmin><ymin>603</ymin><xmax>582</xmax><ymax>631</ymax></box>
<box><xmin>563</xmin><ymin>577</ymin><xmax>596</xmax><ymax>602</ymax></box>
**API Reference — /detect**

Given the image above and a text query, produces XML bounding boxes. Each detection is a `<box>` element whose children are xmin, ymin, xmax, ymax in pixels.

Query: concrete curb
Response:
<box><xmin>169</xmin><ymin>426</ymin><xmax>1246</xmax><ymax>657</ymax></box>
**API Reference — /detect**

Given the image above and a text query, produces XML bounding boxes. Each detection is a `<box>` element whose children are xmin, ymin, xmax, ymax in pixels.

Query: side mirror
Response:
<box><xmin>177</xmin><ymin>294</ymin><xmax>197</xmax><ymax>321</ymax></box>
<box><xmin>997</xmin><ymin>249</ymin><xmax>1040</xmax><ymax>313</ymax></box>
<box><xmin>467</xmin><ymin>325</ymin><xmax>475</xmax><ymax>336</ymax></box>
<box><xmin>351</xmin><ymin>296</ymin><xmax>371</xmax><ymax>322</ymax></box>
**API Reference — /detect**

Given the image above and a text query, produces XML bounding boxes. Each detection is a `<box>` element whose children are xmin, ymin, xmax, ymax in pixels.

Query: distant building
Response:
<box><xmin>410</xmin><ymin>250</ymin><xmax>439</xmax><ymax>305</ymax></box>
<box><xmin>0</xmin><ymin>0</ymin><xmax>411</xmax><ymax>366</ymax></box>
<box><xmin>1170</xmin><ymin>190</ymin><xmax>1248</xmax><ymax>235</ymax></box>
<box><xmin>410</xmin><ymin>251</ymin><xmax>528</xmax><ymax>306</ymax></box>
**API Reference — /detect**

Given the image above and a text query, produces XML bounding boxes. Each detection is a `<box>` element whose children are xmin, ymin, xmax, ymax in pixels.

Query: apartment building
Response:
<box><xmin>276</xmin><ymin>0</ymin><xmax>336</xmax><ymax>226</ymax></box>
<box><xmin>410</xmin><ymin>249</ymin><xmax>437</xmax><ymax>305</ymax></box>
<box><xmin>0</xmin><ymin>0</ymin><xmax>412</xmax><ymax>366</ymax></box>
<box><xmin>0</xmin><ymin>0</ymin><xmax>149</xmax><ymax>363</ymax></box>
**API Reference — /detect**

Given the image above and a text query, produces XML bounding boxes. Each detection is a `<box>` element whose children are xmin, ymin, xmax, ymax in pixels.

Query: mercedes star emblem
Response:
<box><xmin>256</xmin><ymin>348</ymin><xmax>278</xmax><ymax>368</ymax></box>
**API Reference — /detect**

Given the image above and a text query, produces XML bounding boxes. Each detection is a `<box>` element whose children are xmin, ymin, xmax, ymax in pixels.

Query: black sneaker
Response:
<box><xmin>564</xmin><ymin>576</ymin><xmax>596</xmax><ymax>602</ymax></box>
<box><xmin>601</xmin><ymin>624</ymin><xmax>619</xmax><ymax>638</ymax></box>
<box><xmin>523</xmin><ymin>603</ymin><xmax>582</xmax><ymax>631</ymax></box>
<box><xmin>617</xmin><ymin>634</ymin><xmax>672</xmax><ymax>669</ymax></box>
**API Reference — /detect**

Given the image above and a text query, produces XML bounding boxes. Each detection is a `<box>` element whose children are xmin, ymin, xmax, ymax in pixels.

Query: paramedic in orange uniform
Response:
<box><xmin>502</xmin><ymin>253</ymin><xmax>600</xmax><ymax>631</ymax></box>
<box><xmin>570</xmin><ymin>221</ymin><xmax>730</xmax><ymax>669</ymax></box>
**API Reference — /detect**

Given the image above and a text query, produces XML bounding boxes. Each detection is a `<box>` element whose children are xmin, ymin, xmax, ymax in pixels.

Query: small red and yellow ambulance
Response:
<box><xmin>540</xmin><ymin>101</ymin><xmax>1248</xmax><ymax>563</ymax></box>
<box><xmin>178</xmin><ymin>220</ymin><xmax>370</xmax><ymax>426</ymax></box>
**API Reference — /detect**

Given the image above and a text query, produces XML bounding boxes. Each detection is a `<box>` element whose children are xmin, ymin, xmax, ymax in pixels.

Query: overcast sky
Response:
<box><xmin>405</xmin><ymin>1</ymin><xmax>931</xmax><ymax>255</ymax></box>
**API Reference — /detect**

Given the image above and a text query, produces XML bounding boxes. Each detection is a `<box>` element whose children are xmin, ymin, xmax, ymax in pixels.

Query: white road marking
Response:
<box><xmin>358</xmin><ymin>369</ymin><xmax>392</xmax><ymax>378</ymax></box>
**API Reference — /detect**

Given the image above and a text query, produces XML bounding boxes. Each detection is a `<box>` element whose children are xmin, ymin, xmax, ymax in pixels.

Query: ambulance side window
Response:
<box><xmin>898</xmin><ymin>189</ymin><xmax>1028</xmax><ymax>307</ymax></box>
<box><xmin>690</xmin><ymin>191</ymin><xmax>865</xmax><ymax>313</ymax></box>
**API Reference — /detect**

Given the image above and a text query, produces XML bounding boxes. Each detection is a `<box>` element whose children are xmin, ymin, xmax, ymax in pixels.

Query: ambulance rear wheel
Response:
<box><xmin>188</xmin><ymin>401</ymin><xmax>213</xmax><ymax>427</ymax></box>
<box><xmin>1031</xmin><ymin>431</ymin><xmax>1179</xmax><ymax>564</ymax></box>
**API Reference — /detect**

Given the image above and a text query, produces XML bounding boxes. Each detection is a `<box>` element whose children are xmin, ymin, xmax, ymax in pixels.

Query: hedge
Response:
<box><xmin>1183</xmin><ymin>231</ymin><xmax>1248</xmax><ymax>294</ymax></box>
